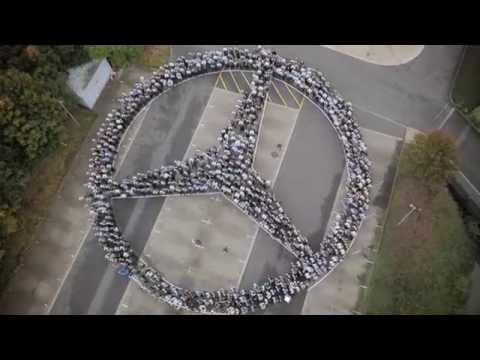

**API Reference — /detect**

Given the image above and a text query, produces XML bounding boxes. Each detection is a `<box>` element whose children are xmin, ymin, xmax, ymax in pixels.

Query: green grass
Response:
<box><xmin>362</xmin><ymin>156</ymin><xmax>475</xmax><ymax>314</ymax></box>
<box><xmin>0</xmin><ymin>105</ymin><xmax>96</xmax><ymax>294</ymax></box>
<box><xmin>86</xmin><ymin>45</ymin><xmax>144</xmax><ymax>70</ymax></box>
<box><xmin>86</xmin><ymin>45</ymin><xmax>170</xmax><ymax>71</ymax></box>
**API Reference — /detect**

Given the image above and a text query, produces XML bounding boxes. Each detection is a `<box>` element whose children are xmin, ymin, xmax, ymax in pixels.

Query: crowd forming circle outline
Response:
<box><xmin>86</xmin><ymin>46</ymin><xmax>372</xmax><ymax>314</ymax></box>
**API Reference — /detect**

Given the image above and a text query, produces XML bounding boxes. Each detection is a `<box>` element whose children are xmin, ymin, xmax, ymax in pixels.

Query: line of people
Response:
<box><xmin>86</xmin><ymin>46</ymin><xmax>372</xmax><ymax>314</ymax></box>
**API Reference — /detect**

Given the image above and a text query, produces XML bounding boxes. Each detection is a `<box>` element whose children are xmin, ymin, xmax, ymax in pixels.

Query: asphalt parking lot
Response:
<box><xmin>41</xmin><ymin>45</ymin><xmax>477</xmax><ymax>315</ymax></box>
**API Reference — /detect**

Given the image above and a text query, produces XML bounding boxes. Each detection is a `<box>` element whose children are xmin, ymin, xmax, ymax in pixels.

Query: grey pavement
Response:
<box><xmin>175</xmin><ymin>46</ymin><xmax>480</xmax><ymax>226</ymax></box>
<box><xmin>172</xmin><ymin>46</ymin><xmax>463</xmax><ymax>130</ymax></box>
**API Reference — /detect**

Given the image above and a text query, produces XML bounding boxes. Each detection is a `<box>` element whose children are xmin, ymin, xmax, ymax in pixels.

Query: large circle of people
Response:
<box><xmin>86</xmin><ymin>46</ymin><xmax>372</xmax><ymax>314</ymax></box>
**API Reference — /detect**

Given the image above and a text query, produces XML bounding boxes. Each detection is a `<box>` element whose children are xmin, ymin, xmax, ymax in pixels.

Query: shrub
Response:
<box><xmin>86</xmin><ymin>45</ymin><xmax>144</xmax><ymax>69</ymax></box>
<box><xmin>0</xmin><ymin>69</ymin><xmax>65</xmax><ymax>163</ymax></box>
<box><xmin>402</xmin><ymin>130</ymin><xmax>458</xmax><ymax>192</ymax></box>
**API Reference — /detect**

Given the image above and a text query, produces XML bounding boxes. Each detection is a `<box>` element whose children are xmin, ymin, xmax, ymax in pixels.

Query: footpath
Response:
<box><xmin>322</xmin><ymin>46</ymin><xmax>424</xmax><ymax>66</ymax></box>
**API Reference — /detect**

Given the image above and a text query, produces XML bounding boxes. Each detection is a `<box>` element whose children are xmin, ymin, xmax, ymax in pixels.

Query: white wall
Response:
<box><xmin>68</xmin><ymin>58</ymin><xmax>112</xmax><ymax>110</ymax></box>
<box><xmin>80</xmin><ymin>59</ymin><xmax>112</xmax><ymax>109</ymax></box>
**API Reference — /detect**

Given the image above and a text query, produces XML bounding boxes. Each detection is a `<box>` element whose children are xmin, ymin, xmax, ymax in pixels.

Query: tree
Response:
<box><xmin>0</xmin><ymin>46</ymin><xmax>89</xmax><ymax>74</ymax></box>
<box><xmin>0</xmin><ymin>162</ymin><xmax>25</xmax><ymax>236</ymax></box>
<box><xmin>402</xmin><ymin>130</ymin><xmax>458</xmax><ymax>191</ymax></box>
<box><xmin>0</xmin><ymin>69</ymin><xmax>64</xmax><ymax>163</ymax></box>
<box><xmin>0</xmin><ymin>45</ymin><xmax>91</xmax><ymax>264</ymax></box>
<box><xmin>0</xmin><ymin>45</ymin><xmax>90</xmax><ymax>102</ymax></box>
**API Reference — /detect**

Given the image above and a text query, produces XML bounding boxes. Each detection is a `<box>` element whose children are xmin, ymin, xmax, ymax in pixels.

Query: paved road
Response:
<box><xmin>174</xmin><ymin>47</ymin><xmax>480</xmax><ymax>198</ymax></box>
<box><xmin>50</xmin><ymin>45</ymin><xmax>476</xmax><ymax>315</ymax></box>
<box><xmin>172</xmin><ymin>46</ymin><xmax>462</xmax><ymax>130</ymax></box>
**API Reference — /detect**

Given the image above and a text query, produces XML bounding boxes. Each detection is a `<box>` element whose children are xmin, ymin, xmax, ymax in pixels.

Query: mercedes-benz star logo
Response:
<box><xmin>86</xmin><ymin>46</ymin><xmax>372</xmax><ymax>314</ymax></box>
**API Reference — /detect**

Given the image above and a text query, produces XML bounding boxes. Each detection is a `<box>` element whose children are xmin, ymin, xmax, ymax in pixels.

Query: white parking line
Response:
<box><xmin>360</xmin><ymin>127</ymin><xmax>403</xmax><ymax>141</ymax></box>
<box><xmin>284</xmin><ymin>83</ymin><xmax>302</xmax><ymax>108</ymax></box>
<box><xmin>438</xmin><ymin>107</ymin><xmax>455</xmax><ymax>129</ymax></box>
<box><xmin>431</xmin><ymin>103</ymin><xmax>449</xmax><ymax>126</ymax></box>
<box><xmin>353</xmin><ymin>104</ymin><xmax>408</xmax><ymax>130</ymax></box>
<box><xmin>228</xmin><ymin>71</ymin><xmax>242</xmax><ymax>93</ymax></box>
<box><xmin>239</xmin><ymin>71</ymin><xmax>252</xmax><ymax>90</ymax></box>
<box><xmin>236</xmin><ymin>227</ymin><xmax>260</xmax><ymax>288</ymax></box>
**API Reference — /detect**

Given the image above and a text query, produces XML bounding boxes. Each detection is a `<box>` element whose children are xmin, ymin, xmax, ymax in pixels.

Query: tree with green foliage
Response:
<box><xmin>402</xmin><ymin>130</ymin><xmax>458</xmax><ymax>192</ymax></box>
<box><xmin>0</xmin><ymin>45</ymin><xmax>90</xmax><ymax>102</ymax></box>
<box><xmin>0</xmin><ymin>45</ymin><xmax>91</xmax><ymax>272</ymax></box>
<box><xmin>0</xmin><ymin>69</ymin><xmax>65</xmax><ymax>163</ymax></box>
<box><xmin>0</xmin><ymin>162</ymin><xmax>25</xmax><ymax>235</ymax></box>
<box><xmin>86</xmin><ymin>45</ymin><xmax>144</xmax><ymax>69</ymax></box>
<box><xmin>0</xmin><ymin>68</ymin><xmax>66</xmax><ymax>242</ymax></box>
<box><xmin>0</xmin><ymin>45</ymin><xmax>89</xmax><ymax>73</ymax></box>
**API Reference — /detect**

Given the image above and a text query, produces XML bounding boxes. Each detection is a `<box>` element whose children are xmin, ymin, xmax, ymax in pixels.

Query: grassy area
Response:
<box><xmin>0</xmin><ymin>105</ymin><xmax>96</xmax><ymax>294</ymax></box>
<box><xmin>86</xmin><ymin>45</ymin><xmax>170</xmax><ymax>70</ymax></box>
<box><xmin>362</xmin><ymin>154</ymin><xmax>475</xmax><ymax>314</ymax></box>
<box><xmin>451</xmin><ymin>46</ymin><xmax>480</xmax><ymax>131</ymax></box>
<box><xmin>137</xmin><ymin>45</ymin><xmax>171</xmax><ymax>69</ymax></box>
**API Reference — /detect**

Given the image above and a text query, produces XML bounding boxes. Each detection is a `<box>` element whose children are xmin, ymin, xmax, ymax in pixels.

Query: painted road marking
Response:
<box><xmin>218</xmin><ymin>72</ymin><xmax>228</xmax><ymax>90</ymax></box>
<box><xmin>214</xmin><ymin>73</ymin><xmax>221</xmax><ymax>88</ymax></box>
<box><xmin>239</xmin><ymin>71</ymin><xmax>252</xmax><ymax>90</ymax></box>
<box><xmin>284</xmin><ymin>82</ymin><xmax>302</xmax><ymax>108</ymax></box>
<box><xmin>353</xmin><ymin>104</ymin><xmax>408</xmax><ymax>130</ymax></box>
<box><xmin>438</xmin><ymin>107</ymin><xmax>456</xmax><ymax>129</ymax></box>
<box><xmin>271</xmin><ymin>81</ymin><xmax>288</xmax><ymax>107</ymax></box>
<box><xmin>229</xmin><ymin>70</ymin><xmax>242</xmax><ymax>93</ymax></box>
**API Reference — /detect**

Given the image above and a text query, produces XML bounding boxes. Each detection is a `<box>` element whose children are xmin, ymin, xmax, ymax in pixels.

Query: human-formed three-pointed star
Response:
<box><xmin>106</xmin><ymin>60</ymin><xmax>312</xmax><ymax>260</ymax></box>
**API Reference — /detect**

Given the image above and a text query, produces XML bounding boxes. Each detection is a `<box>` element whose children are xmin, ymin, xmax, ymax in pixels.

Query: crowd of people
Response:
<box><xmin>86</xmin><ymin>46</ymin><xmax>372</xmax><ymax>314</ymax></box>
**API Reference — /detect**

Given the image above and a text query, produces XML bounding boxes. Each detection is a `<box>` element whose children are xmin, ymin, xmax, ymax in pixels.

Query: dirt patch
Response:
<box><xmin>138</xmin><ymin>46</ymin><xmax>171</xmax><ymax>69</ymax></box>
